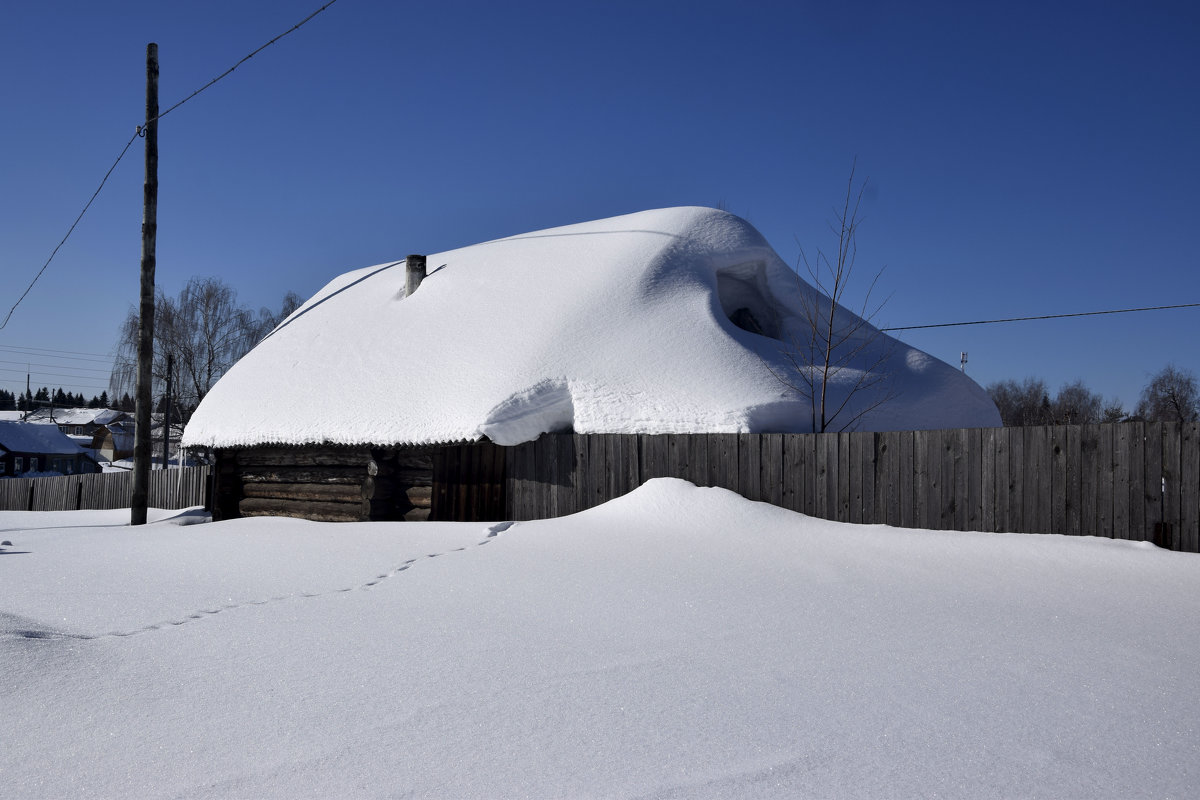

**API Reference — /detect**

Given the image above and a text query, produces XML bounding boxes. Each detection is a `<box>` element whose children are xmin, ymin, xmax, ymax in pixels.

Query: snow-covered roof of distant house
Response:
<box><xmin>0</xmin><ymin>421</ymin><xmax>89</xmax><ymax>455</ymax></box>
<box><xmin>22</xmin><ymin>407</ymin><xmax>126</xmax><ymax>426</ymax></box>
<box><xmin>183</xmin><ymin>207</ymin><xmax>1000</xmax><ymax>449</ymax></box>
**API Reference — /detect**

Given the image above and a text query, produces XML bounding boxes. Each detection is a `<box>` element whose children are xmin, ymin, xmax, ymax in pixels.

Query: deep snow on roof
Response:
<box><xmin>21</xmin><ymin>407</ymin><xmax>124</xmax><ymax>426</ymax></box>
<box><xmin>0</xmin><ymin>421</ymin><xmax>88</xmax><ymax>455</ymax></box>
<box><xmin>183</xmin><ymin>207</ymin><xmax>1000</xmax><ymax>449</ymax></box>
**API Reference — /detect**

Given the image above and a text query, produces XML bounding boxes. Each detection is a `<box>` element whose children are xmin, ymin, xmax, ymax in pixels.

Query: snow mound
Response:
<box><xmin>5</xmin><ymin>481</ymin><xmax>1200</xmax><ymax>798</ymax></box>
<box><xmin>183</xmin><ymin>207</ymin><xmax>999</xmax><ymax>449</ymax></box>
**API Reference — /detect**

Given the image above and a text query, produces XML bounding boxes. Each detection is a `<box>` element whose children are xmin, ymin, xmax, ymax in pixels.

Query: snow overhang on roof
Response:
<box><xmin>182</xmin><ymin>207</ymin><xmax>1000</xmax><ymax>450</ymax></box>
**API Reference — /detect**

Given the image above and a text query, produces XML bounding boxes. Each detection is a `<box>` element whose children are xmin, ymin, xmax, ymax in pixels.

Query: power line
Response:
<box><xmin>881</xmin><ymin>302</ymin><xmax>1200</xmax><ymax>332</ymax></box>
<box><xmin>0</xmin><ymin>0</ymin><xmax>342</xmax><ymax>332</ymax></box>
<box><xmin>149</xmin><ymin>0</ymin><xmax>342</xmax><ymax>128</ymax></box>
<box><xmin>0</xmin><ymin>344</ymin><xmax>117</xmax><ymax>362</ymax></box>
<box><xmin>0</xmin><ymin>359</ymin><xmax>113</xmax><ymax>375</ymax></box>
<box><xmin>1</xmin><ymin>132</ymin><xmax>140</xmax><ymax>331</ymax></box>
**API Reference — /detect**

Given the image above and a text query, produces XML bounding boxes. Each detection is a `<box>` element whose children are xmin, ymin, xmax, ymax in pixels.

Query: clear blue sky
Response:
<box><xmin>2</xmin><ymin>0</ymin><xmax>1198</xmax><ymax>412</ymax></box>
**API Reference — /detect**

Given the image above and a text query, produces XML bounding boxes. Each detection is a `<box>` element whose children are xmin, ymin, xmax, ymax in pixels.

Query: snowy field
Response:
<box><xmin>3</xmin><ymin>478</ymin><xmax>1199</xmax><ymax>799</ymax></box>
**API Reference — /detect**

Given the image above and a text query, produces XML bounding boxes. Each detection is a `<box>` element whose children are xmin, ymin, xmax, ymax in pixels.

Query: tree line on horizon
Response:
<box><xmin>0</xmin><ymin>388</ymin><xmax>124</xmax><ymax>412</ymax></box>
<box><xmin>987</xmin><ymin>365</ymin><xmax>1200</xmax><ymax>426</ymax></box>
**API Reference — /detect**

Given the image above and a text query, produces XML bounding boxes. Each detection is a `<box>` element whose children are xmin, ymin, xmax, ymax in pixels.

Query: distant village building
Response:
<box><xmin>0</xmin><ymin>421</ymin><xmax>102</xmax><ymax>477</ymax></box>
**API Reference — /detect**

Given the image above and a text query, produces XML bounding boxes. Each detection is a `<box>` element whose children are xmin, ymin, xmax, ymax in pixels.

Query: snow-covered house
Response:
<box><xmin>183</xmin><ymin>207</ymin><xmax>999</xmax><ymax>522</ymax></box>
<box><xmin>0</xmin><ymin>421</ymin><xmax>102</xmax><ymax>477</ymax></box>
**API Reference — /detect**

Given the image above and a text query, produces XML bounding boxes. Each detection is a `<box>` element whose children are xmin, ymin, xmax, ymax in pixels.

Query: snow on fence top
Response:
<box><xmin>182</xmin><ymin>207</ymin><xmax>999</xmax><ymax>449</ymax></box>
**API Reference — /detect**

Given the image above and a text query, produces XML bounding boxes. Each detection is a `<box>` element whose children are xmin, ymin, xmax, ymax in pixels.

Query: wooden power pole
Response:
<box><xmin>132</xmin><ymin>43</ymin><xmax>158</xmax><ymax>525</ymax></box>
<box><xmin>162</xmin><ymin>352</ymin><xmax>173</xmax><ymax>469</ymax></box>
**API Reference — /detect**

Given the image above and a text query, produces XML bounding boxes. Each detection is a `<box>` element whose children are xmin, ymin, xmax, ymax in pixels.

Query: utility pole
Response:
<box><xmin>162</xmin><ymin>353</ymin><xmax>173</xmax><ymax>470</ymax></box>
<box><xmin>132</xmin><ymin>43</ymin><xmax>158</xmax><ymax>525</ymax></box>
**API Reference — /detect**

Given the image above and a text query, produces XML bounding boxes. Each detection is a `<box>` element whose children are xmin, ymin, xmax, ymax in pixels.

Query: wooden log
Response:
<box><xmin>391</xmin><ymin>454</ymin><xmax>435</xmax><ymax>471</ymax></box>
<box><xmin>238</xmin><ymin>496</ymin><xmax>367</xmax><ymax>522</ymax></box>
<box><xmin>236</xmin><ymin>447</ymin><xmax>371</xmax><ymax>467</ymax></box>
<box><xmin>242</xmin><ymin>482</ymin><xmax>365</xmax><ymax>503</ymax></box>
<box><xmin>393</xmin><ymin>469</ymin><xmax>433</xmax><ymax>486</ymax></box>
<box><xmin>405</xmin><ymin>485</ymin><xmax>432</xmax><ymax>508</ymax></box>
<box><xmin>239</xmin><ymin>466</ymin><xmax>366</xmax><ymax>485</ymax></box>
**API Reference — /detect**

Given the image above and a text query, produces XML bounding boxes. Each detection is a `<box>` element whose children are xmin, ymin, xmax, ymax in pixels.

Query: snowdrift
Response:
<box><xmin>183</xmin><ymin>207</ymin><xmax>999</xmax><ymax>448</ymax></box>
<box><xmin>4</xmin><ymin>480</ymin><xmax>1200</xmax><ymax>798</ymax></box>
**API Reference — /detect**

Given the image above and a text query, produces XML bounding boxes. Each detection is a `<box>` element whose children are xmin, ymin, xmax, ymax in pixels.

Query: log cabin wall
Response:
<box><xmin>212</xmin><ymin>445</ymin><xmax>437</xmax><ymax>522</ymax></box>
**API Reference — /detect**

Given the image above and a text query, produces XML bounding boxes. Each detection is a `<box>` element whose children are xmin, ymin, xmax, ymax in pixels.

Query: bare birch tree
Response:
<box><xmin>109</xmin><ymin>277</ymin><xmax>300</xmax><ymax>420</ymax></box>
<box><xmin>772</xmin><ymin>162</ymin><xmax>894</xmax><ymax>432</ymax></box>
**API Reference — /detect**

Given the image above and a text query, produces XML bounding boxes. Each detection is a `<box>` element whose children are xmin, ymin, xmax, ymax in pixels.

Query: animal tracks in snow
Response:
<box><xmin>4</xmin><ymin>522</ymin><xmax>517</xmax><ymax>643</ymax></box>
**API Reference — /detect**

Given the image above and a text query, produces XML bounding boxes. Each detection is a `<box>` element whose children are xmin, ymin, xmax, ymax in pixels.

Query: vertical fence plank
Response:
<box><xmin>896</xmin><ymin>431</ymin><xmax>914</xmax><ymax>528</ymax></box>
<box><xmin>984</xmin><ymin>428</ymin><xmax>1000</xmax><ymax>533</ymax></box>
<box><xmin>936</xmin><ymin>428</ymin><xmax>953</xmax><ymax>529</ymax></box>
<box><xmin>859</xmin><ymin>432</ymin><xmax>876</xmax><ymax>525</ymax></box>
<box><xmin>1161</xmin><ymin>423</ymin><xmax>1181</xmax><ymax>550</ymax></box>
<box><xmin>639</xmin><ymin>434</ymin><xmax>669</xmax><ymax>482</ymax></box>
<box><xmin>912</xmin><ymin>430</ymin><xmax>930</xmax><ymax>529</ymax></box>
<box><xmin>781</xmin><ymin>435</ymin><xmax>805</xmax><ymax>514</ymax></box>
<box><xmin>1127</xmin><ymin>423</ymin><xmax>1148</xmax><ymax>541</ymax></box>
<box><xmin>837</xmin><ymin>432</ymin><xmax>852</xmax><ymax>523</ymax></box>
<box><xmin>737</xmin><ymin>433</ymin><xmax>759</xmax><ymax>502</ymax></box>
<box><xmin>1064</xmin><ymin>426</ymin><xmax>1082</xmax><ymax>537</ymax></box>
<box><xmin>760</xmin><ymin>434</ymin><xmax>783</xmax><ymax>508</ymax></box>
<box><xmin>1112</xmin><ymin>424</ymin><xmax>1131</xmax><ymax>540</ymax></box>
<box><xmin>1022</xmin><ymin>427</ymin><xmax>1049</xmax><ymax>534</ymax></box>
<box><xmin>1181</xmin><ymin>422</ymin><xmax>1199</xmax><ymax>552</ymax></box>
<box><xmin>846</xmin><ymin>433</ymin><xmax>862</xmax><ymax>524</ymax></box>
<box><xmin>707</xmin><ymin>434</ymin><xmax>739</xmax><ymax>494</ymax></box>
<box><xmin>1048</xmin><ymin>426</ymin><xmax>1066</xmax><ymax>534</ymax></box>
<box><xmin>1143</xmin><ymin>423</ymin><xmax>1165</xmax><ymax>546</ymax></box>
<box><xmin>950</xmin><ymin>428</ymin><xmax>969</xmax><ymax>530</ymax></box>
<box><xmin>963</xmin><ymin>428</ymin><xmax>981</xmax><ymax>531</ymax></box>
<box><xmin>875</xmin><ymin>432</ymin><xmax>897</xmax><ymax>527</ymax></box>
<box><xmin>1005</xmin><ymin>429</ymin><xmax>1023</xmax><ymax>533</ymax></box>
<box><xmin>814</xmin><ymin>434</ymin><xmax>835</xmax><ymax>521</ymax></box>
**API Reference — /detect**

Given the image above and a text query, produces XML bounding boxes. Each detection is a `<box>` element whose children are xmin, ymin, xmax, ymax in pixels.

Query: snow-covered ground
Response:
<box><xmin>3</xmin><ymin>479</ymin><xmax>1198</xmax><ymax>798</ymax></box>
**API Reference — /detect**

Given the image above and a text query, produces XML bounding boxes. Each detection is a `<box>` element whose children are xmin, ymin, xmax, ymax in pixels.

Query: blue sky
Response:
<box><xmin>2</xmin><ymin>0</ymin><xmax>1198</xmax><ymax>412</ymax></box>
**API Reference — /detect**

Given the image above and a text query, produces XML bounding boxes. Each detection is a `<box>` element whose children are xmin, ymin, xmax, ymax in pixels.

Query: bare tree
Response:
<box><xmin>1052</xmin><ymin>379</ymin><xmax>1104</xmax><ymax>425</ymax></box>
<box><xmin>988</xmin><ymin>377</ymin><xmax>1108</xmax><ymax>425</ymax></box>
<box><xmin>110</xmin><ymin>277</ymin><xmax>299</xmax><ymax>420</ymax></box>
<box><xmin>772</xmin><ymin>162</ymin><xmax>894</xmax><ymax>432</ymax></box>
<box><xmin>1136</xmin><ymin>364</ymin><xmax>1200</xmax><ymax>423</ymax></box>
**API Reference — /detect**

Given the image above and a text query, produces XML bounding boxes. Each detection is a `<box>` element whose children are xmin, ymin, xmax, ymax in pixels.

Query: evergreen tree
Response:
<box><xmin>0</xmin><ymin>389</ymin><xmax>14</xmax><ymax>410</ymax></box>
<box><xmin>100</xmin><ymin>390</ymin><xmax>109</xmax><ymax>408</ymax></box>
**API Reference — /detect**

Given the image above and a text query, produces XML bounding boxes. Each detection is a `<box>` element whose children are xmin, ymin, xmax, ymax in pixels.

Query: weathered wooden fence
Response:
<box><xmin>505</xmin><ymin>423</ymin><xmax>1200</xmax><ymax>552</ymax></box>
<box><xmin>0</xmin><ymin>466</ymin><xmax>210</xmax><ymax>512</ymax></box>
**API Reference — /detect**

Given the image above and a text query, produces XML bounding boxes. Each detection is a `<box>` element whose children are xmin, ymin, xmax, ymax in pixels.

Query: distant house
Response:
<box><xmin>0</xmin><ymin>421</ymin><xmax>101</xmax><ymax>477</ymax></box>
<box><xmin>182</xmin><ymin>207</ymin><xmax>1000</xmax><ymax>522</ymax></box>
<box><xmin>22</xmin><ymin>407</ymin><xmax>126</xmax><ymax>437</ymax></box>
<box><xmin>93</xmin><ymin>418</ymin><xmax>136</xmax><ymax>463</ymax></box>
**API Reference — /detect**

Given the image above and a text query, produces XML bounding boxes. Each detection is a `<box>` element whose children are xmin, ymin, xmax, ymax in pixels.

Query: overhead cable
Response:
<box><xmin>1</xmin><ymin>0</ymin><xmax>342</xmax><ymax>331</ymax></box>
<box><xmin>881</xmin><ymin>302</ymin><xmax>1200</xmax><ymax>332</ymax></box>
